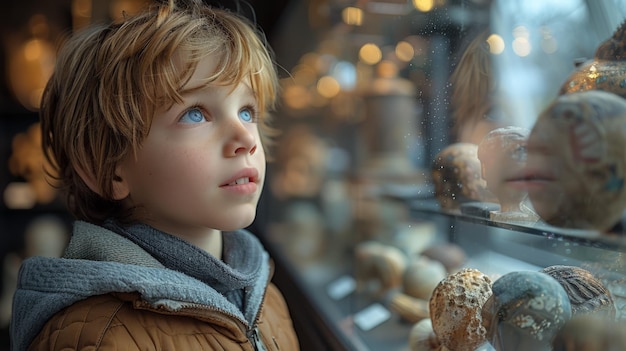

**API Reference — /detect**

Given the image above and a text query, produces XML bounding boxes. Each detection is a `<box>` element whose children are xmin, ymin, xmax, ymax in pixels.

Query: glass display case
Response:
<box><xmin>260</xmin><ymin>196</ymin><xmax>626</xmax><ymax>350</ymax></box>
<box><xmin>258</xmin><ymin>0</ymin><xmax>626</xmax><ymax>350</ymax></box>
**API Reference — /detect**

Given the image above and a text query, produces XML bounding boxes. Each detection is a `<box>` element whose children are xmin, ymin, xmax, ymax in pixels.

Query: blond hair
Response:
<box><xmin>41</xmin><ymin>0</ymin><xmax>279</xmax><ymax>223</ymax></box>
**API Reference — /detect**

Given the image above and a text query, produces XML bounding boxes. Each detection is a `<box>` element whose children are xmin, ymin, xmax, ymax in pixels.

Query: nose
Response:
<box><xmin>223</xmin><ymin>120</ymin><xmax>258</xmax><ymax>157</ymax></box>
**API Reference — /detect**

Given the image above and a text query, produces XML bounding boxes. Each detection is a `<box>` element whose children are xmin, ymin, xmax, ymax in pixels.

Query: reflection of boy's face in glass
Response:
<box><xmin>525</xmin><ymin>91</ymin><xmax>626</xmax><ymax>231</ymax></box>
<box><xmin>478</xmin><ymin>127</ymin><xmax>529</xmax><ymax>211</ymax></box>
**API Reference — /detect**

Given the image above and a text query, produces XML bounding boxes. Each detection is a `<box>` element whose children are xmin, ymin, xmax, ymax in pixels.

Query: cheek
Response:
<box><xmin>128</xmin><ymin>143</ymin><xmax>215</xmax><ymax>197</ymax></box>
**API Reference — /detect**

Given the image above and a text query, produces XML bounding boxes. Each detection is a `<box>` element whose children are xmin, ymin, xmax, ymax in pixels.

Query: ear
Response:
<box><xmin>75</xmin><ymin>165</ymin><xmax>130</xmax><ymax>200</ymax></box>
<box><xmin>111</xmin><ymin>169</ymin><xmax>130</xmax><ymax>201</ymax></box>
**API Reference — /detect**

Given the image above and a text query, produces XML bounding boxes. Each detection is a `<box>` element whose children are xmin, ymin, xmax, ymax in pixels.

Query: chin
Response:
<box><xmin>529</xmin><ymin>194</ymin><xmax>559</xmax><ymax>221</ymax></box>
<box><xmin>218</xmin><ymin>213</ymin><xmax>257</xmax><ymax>232</ymax></box>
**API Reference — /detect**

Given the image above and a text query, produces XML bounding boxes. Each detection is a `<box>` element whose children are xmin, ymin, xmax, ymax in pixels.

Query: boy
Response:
<box><xmin>10</xmin><ymin>0</ymin><xmax>300</xmax><ymax>350</ymax></box>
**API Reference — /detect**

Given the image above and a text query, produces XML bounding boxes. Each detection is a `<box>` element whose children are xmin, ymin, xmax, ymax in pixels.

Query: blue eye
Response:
<box><xmin>239</xmin><ymin>107</ymin><xmax>255</xmax><ymax>123</ymax></box>
<box><xmin>179</xmin><ymin>108</ymin><xmax>205</xmax><ymax>124</ymax></box>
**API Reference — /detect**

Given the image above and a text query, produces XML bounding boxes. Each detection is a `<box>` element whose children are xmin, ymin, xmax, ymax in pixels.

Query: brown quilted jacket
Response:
<box><xmin>27</xmin><ymin>284</ymin><xmax>299</xmax><ymax>351</ymax></box>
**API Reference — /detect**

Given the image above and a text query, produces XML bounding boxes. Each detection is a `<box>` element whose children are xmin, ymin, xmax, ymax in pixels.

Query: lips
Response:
<box><xmin>220</xmin><ymin>168</ymin><xmax>259</xmax><ymax>187</ymax></box>
<box><xmin>506</xmin><ymin>173</ymin><xmax>552</xmax><ymax>183</ymax></box>
<box><xmin>507</xmin><ymin>167</ymin><xmax>558</xmax><ymax>192</ymax></box>
<box><xmin>228</xmin><ymin>177</ymin><xmax>250</xmax><ymax>186</ymax></box>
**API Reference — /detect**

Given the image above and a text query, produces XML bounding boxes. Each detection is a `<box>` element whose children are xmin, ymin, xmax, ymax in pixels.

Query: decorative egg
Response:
<box><xmin>540</xmin><ymin>265</ymin><xmax>616</xmax><ymax>318</ymax></box>
<box><xmin>526</xmin><ymin>90</ymin><xmax>626</xmax><ymax>231</ymax></box>
<box><xmin>429</xmin><ymin>268</ymin><xmax>492</xmax><ymax>351</ymax></box>
<box><xmin>353</xmin><ymin>241</ymin><xmax>408</xmax><ymax>296</ymax></box>
<box><xmin>403</xmin><ymin>256</ymin><xmax>448</xmax><ymax>300</ymax></box>
<box><xmin>431</xmin><ymin>143</ymin><xmax>496</xmax><ymax>210</ymax></box>
<box><xmin>481</xmin><ymin>271</ymin><xmax>571</xmax><ymax>351</ymax></box>
<box><xmin>389</xmin><ymin>292</ymin><xmax>430</xmax><ymax>324</ymax></box>
<box><xmin>560</xmin><ymin>21</ymin><xmax>626</xmax><ymax>99</ymax></box>
<box><xmin>408</xmin><ymin>318</ymin><xmax>443</xmax><ymax>351</ymax></box>
<box><xmin>421</xmin><ymin>243</ymin><xmax>467</xmax><ymax>273</ymax></box>
<box><xmin>560</xmin><ymin>60</ymin><xmax>626</xmax><ymax>99</ymax></box>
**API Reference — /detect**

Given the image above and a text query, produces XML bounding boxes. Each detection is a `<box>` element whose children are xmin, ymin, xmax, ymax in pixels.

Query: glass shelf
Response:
<box><xmin>262</xmin><ymin>195</ymin><xmax>626</xmax><ymax>351</ymax></box>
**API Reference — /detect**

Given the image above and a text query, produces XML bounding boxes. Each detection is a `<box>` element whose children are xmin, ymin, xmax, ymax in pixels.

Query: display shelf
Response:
<box><xmin>408</xmin><ymin>199</ymin><xmax>626</xmax><ymax>250</ymax></box>
<box><xmin>263</xmin><ymin>222</ymin><xmax>416</xmax><ymax>351</ymax></box>
<box><xmin>262</xmin><ymin>196</ymin><xmax>626</xmax><ymax>351</ymax></box>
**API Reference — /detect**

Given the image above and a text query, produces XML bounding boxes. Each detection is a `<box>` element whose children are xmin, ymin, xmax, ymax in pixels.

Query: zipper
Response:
<box><xmin>248</xmin><ymin>326</ymin><xmax>269</xmax><ymax>351</ymax></box>
<box><xmin>139</xmin><ymin>299</ymin><xmax>274</xmax><ymax>350</ymax></box>
<box><xmin>131</xmin><ymin>259</ymin><xmax>276</xmax><ymax>350</ymax></box>
<box><xmin>247</xmin><ymin>262</ymin><xmax>273</xmax><ymax>351</ymax></box>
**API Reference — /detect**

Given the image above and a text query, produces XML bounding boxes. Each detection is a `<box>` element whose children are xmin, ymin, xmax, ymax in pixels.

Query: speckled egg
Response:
<box><xmin>482</xmin><ymin>271</ymin><xmax>572</xmax><ymax>351</ymax></box>
<box><xmin>429</xmin><ymin>268</ymin><xmax>492</xmax><ymax>351</ymax></box>
<box><xmin>540</xmin><ymin>265</ymin><xmax>616</xmax><ymax>318</ymax></box>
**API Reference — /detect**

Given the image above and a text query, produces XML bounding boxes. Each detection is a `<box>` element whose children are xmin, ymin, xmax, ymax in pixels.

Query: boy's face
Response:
<box><xmin>116</xmin><ymin>56</ymin><xmax>266</xmax><ymax>237</ymax></box>
<box><xmin>479</xmin><ymin>130</ymin><xmax>529</xmax><ymax>209</ymax></box>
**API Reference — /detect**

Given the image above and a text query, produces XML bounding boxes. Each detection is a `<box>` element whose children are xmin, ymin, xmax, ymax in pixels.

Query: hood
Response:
<box><xmin>10</xmin><ymin>221</ymin><xmax>269</xmax><ymax>351</ymax></box>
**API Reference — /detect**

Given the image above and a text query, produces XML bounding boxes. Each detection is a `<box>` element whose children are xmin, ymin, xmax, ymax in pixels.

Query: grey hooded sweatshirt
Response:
<box><xmin>10</xmin><ymin>220</ymin><xmax>270</xmax><ymax>351</ymax></box>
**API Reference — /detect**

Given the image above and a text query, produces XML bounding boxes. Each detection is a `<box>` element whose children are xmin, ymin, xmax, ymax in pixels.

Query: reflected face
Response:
<box><xmin>525</xmin><ymin>90</ymin><xmax>626</xmax><ymax>231</ymax></box>
<box><xmin>478</xmin><ymin>127</ymin><xmax>530</xmax><ymax>211</ymax></box>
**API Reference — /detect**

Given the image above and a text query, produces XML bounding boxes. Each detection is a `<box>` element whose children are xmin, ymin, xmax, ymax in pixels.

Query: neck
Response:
<box><xmin>143</xmin><ymin>220</ymin><xmax>224</xmax><ymax>259</ymax></box>
<box><xmin>185</xmin><ymin>229</ymin><xmax>223</xmax><ymax>259</ymax></box>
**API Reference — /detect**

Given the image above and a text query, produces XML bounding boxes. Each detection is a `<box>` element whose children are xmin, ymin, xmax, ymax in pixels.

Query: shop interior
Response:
<box><xmin>2</xmin><ymin>0</ymin><xmax>626</xmax><ymax>350</ymax></box>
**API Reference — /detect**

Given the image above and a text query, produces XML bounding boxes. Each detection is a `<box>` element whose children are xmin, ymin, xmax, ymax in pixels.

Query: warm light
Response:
<box><xmin>377</xmin><ymin>60</ymin><xmax>398</xmax><ymax>78</ymax></box>
<box><xmin>292</xmin><ymin>64</ymin><xmax>317</xmax><ymax>86</ymax></box>
<box><xmin>311</xmin><ymin>89</ymin><xmax>330</xmax><ymax>107</ymax></box>
<box><xmin>72</xmin><ymin>0</ymin><xmax>92</xmax><ymax>30</ymax></box>
<box><xmin>512</xmin><ymin>37</ymin><xmax>531</xmax><ymax>57</ymax></box>
<box><xmin>486</xmin><ymin>34</ymin><xmax>505</xmax><ymax>54</ymax></box>
<box><xmin>342</xmin><ymin>7</ymin><xmax>363</xmax><ymax>26</ymax></box>
<box><xmin>8</xmin><ymin>36</ymin><xmax>55</xmax><ymax>111</ymax></box>
<box><xmin>300</xmin><ymin>52</ymin><xmax>321</xmax><ymax>68</ymax></box>
<box><xmin>283</xmin><ymin>83</ymin><xmax>311</xmax><ymax>110</ymax></box>
<box><xmin>512</xmin><ymin>26</ymin><xmax>530</xmax><ymax>39</ymax></box>
<box><xmin>110</xmin><ymin>0</ymin><xmax>148</xmax><ymax>21</ymax></box>
<box><xmin>359</xmin><ymin>43</ymin><xmax>382</xmax><ymax>65</ymax></box>
<box><xmin>395</xmin><ymin>41</ymin><xmax>415</xmax><ymax>62</ymax></box>
<box><xmin>73</xmin><ymin>0</ymin><xmax>91</xmax><ymax>17</ymax></box>
<box><xmin>317</xmin><ymin>76</ymin><xmax>341</xmax><ymax>98</ymax></box>
<box><xmin>511</xmin><ymin>26</ymin><xmax>531</xmax><ymax>56</ymax></box>
<box><xmin>3</xmin><ymin>182</ymin><xmax>37</xmax><ymax>210</ymax></box>
<box><xmin>413</xmin><ymin>0</ymin><xmax>434</xmax><ymax>12</ymax></box>
<box><xmin>587</xmin><ymin>64</ymin><xmax>598</xmax><ymax>79</ymax></box>
<box><xmin>24</xmin><ymin>39</ymin><xmax>44</xmax><ymax>61</ymax></box>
